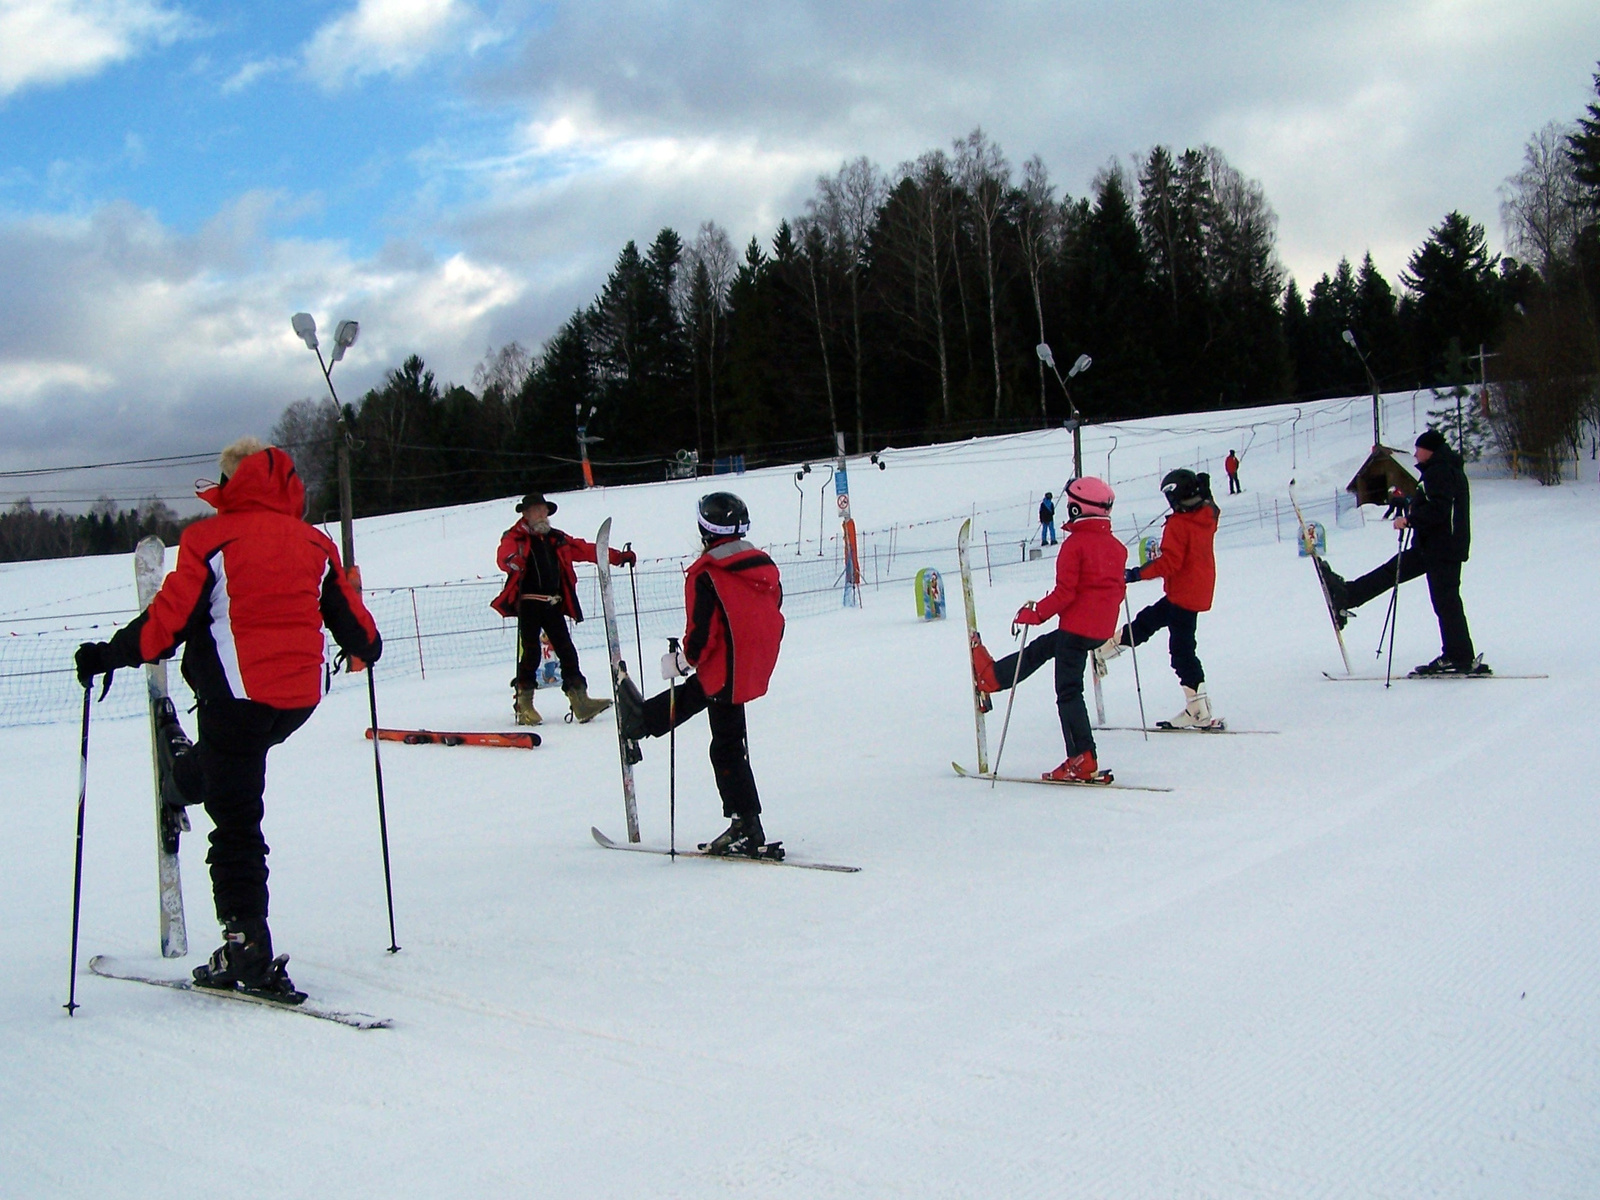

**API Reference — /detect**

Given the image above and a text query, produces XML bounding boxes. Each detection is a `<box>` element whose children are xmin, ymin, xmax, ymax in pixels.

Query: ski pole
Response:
<box><xmin>666</xmin><ymin>637</ymin><xmax>679</xmax><ymax>860</ymax></box>
<box><xmin>626</xmin><ymin>543</ymin><xmax>644</xmax><ymax>671</ymax></box>
<box><xmin>1123</xmin><ymin>596</ymin><xmax>1149</xmax><ymax>741</ymax></box>
<box><xmin>365</xmin><ymin>666</ymin><xmax>400</xmax><ymax>954</ymax></box>
<box><xmin>64</xmin><ymin>684</ymin><xmax>91</xmax><ymax>1016</ymax></box>
<box><xmin>990</xmin><ymin>617</ymin><xmax>1032</xmax><ymax>787</ymax></box>
<box><xmin>1384</xmin><ymin>530</ymin><xmax>1408</xmax><ymax>689</ymax></box>
<box><xmin>1375</xmin><ymin>527</ymin><xmax>1404</xmax><ymax>661</ymax></box>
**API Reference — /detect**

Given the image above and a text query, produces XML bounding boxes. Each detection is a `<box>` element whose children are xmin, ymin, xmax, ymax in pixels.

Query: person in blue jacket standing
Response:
<box><xmin>1038</xmin><ymin>492</ymin><xmax>1057</xmax><ymax>545</ymax></box>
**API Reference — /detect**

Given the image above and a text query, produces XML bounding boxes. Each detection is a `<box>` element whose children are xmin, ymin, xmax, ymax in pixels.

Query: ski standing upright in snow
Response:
<box><xmin>134</xmin><ymin>536</ymin><xmax>188</xmax><ymax>958</ymax></box>
<box><xmin>957</xmin><ymin>519</ymin><xmax>991</xmax><ymax>775</ymax></box>
<box><xmin>1288</xmin><ymin>479</ymin><xmax>1353</xmax><ymax>674</ymax></box>
<box><xmin>595</xmin><ymin>518</ymin><xmax>642</xmax><ymax>843</ymax></box>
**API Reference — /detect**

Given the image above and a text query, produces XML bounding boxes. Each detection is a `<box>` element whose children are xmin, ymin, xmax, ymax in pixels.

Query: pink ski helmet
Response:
<box><xmin>1064</xmin><ymin>476</ymin><xmax>1115</xmax><ymax>520</ymax></box>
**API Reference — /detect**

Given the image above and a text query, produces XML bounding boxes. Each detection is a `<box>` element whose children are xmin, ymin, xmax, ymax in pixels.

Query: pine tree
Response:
<box><xmin>1400</xmin><ymin>212</ymin><xmax>1504</xmax><ymax>386</ymax></box>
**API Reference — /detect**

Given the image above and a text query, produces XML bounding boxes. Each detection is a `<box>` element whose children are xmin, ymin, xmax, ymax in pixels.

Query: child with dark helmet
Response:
<box><xmin>971</xmin><ymin>477</ymin><xmax>1127</xmax><ymax>782</ymax></box>
<box><xmin>614</xmin><ymin>493</ymin><xmax>786</xmax><ymax>855</ymax></box>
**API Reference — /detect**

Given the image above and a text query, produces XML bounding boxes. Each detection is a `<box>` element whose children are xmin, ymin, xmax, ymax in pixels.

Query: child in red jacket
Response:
<box><xmin>615</xmin><ymin>493</ymin><xmax>785</xmax><ymax>856</ymax></box>
<box><xmin>972</xmin><ymin>478</ymin><xmax>1127</xmax><ymax>782</ymax></box>
<box><xmin>1095</xmin><ymin>469</ymin><xmax>1222</xmax><ymax>729</ymax></box>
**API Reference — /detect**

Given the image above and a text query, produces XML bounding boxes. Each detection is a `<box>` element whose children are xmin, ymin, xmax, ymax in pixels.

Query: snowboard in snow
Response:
<box><xmin>591</xmin><ymin>827</ymin><xmax>860</xmax><ymax>873</ymax></box>
<box><xmin>951</xmin><ymin>761</ymin><xmax>1173</xmax><ymax>793</ymax></box>
<box><xmin>1287</xmin><ymin>481</ymin><xmax>1353</xmax><ymax>676</ymax></box>
<box><xmin>134</xmin><ymin>537</ymin><xmax>187</xmax><ymax>959</ymax></box>
<box><xmin>956</xmin><ymin>519</ymin><xmax>992</xmax><ymax>775</ymax></box>
<box><xmin>595</xmin><ymin>519</ymin><xmax>641</xmax><ymax>842</ymax></box>
<box><xmin>88</xmin><ymin>956</ymin><xmax>391</xmax><ymax>1029</ymax></box>
<box><xmin>366</xmin><ymin>728</ymin><xmax>539</xmax><ymax>749</ymax></box>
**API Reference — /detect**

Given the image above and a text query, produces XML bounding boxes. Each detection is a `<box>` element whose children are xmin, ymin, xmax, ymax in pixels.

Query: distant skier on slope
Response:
<box><xmin>1038</xmin><ymin>492</ymin><xmax>1057</xmax><ymax>545</ymax></box>
<box><xmin>73</xmin><ymin>437</ymin><xmax>382</xmax><ymax>1000</ymax></box>
<box><xmin>615</xmin><ymin>493</ymin><xmax>785</xmax><ymax>856</ymax></box>
<box><xmin>492</xmin><ymin>491</ymin><xmax>634</xmax><ymax>725</ymax></box>
<box><xmin>970</xmin><ymin>477</ymin><xmax>1127</xmax><ymax>781</ymax></box>
<box><xmin>1314</xmin><ymin>429</ymin><xmax>1485</xmax><ymax>675</ymax></box>
<box><xmin>1094</xmin><ymin>469</ymin><xmax>1224</xmax><ymax>729</ymax></box>
<box><xmin>1224</xmin><ymin>450</ymin><xmax>1242</xmax><ymax>495</ymax></box>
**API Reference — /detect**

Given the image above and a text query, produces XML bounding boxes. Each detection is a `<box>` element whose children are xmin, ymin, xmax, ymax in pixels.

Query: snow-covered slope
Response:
<box><xmin>2</xmin><ymin>394</ymin><xmax>1595</xmax><ymax>1197</ymax></box>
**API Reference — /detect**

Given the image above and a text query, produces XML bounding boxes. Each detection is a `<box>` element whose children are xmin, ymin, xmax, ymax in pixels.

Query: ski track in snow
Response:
<box><xmin>2</xmin><ymin>397</ymin><xmax>1597</xmax><ymax>1197</ymax></box>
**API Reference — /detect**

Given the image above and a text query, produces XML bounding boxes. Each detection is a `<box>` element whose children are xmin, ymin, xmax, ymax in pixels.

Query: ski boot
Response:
<box><xmin>970</xmin><ymin>637</ymin><xmax>1001</xmax><ymax>695</ymax></box>
<box><xmin>192</xmin><ymin>918</ymin><xmax>307</xmax><ymax>1004</ymax></box>
<box><xmin>613</xmin><ymin>673</ymin><xmax>648</xmax><ymax>742</ymax></box>
<box><xmin>566</xmin><ymin>682</ymin><xmax>612</xmax><ymax>724</ymax></box>
<box><xmin>152</xmin><ymin>698</ymin><xmax>196</xmax><ymax>852</ymax></box>
<box><xmin>1165</xmin><ymin>685</ymin><xmax>1224</xmax><ymax>730</ymax></box>
<box><xmin>513</xmin><ymin>683</ymin><xmax>542</xmax><ymax>726</ymax></box>
<box><xmin>701</xmin><ymin>814</ymin><xmax>767</xmax><ymax>857</ymax></box>
<box><xmin>1411</xmin><ymin>654</ymin><xmax>1491</xmax><ymax>677</ymax></box>
<box><xmin>1043</xmin><ymin>751</ymin><xmax>1105</xmax><ymax>783</ymax></box>
<box><xmin>1092</xmin><ymin>627</ymin><xmax>1127</xmax><ymax>678</ymax></box>
<box><xmin>1314</xmin><ymin>560</ymin><xmax>1353</xmax><ymax>629</ymax></box>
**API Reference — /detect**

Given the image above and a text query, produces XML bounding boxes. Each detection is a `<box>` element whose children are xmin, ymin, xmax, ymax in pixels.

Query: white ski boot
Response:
<box><xmin>1092</xmin><ymin>627</ymin><xmax>1127</xmax><ymax>678</ymax></box>
<box><xmin>1166</xmin><ymin>684</ymin><xmax>1224</xmax><ymax>730</ymax></box>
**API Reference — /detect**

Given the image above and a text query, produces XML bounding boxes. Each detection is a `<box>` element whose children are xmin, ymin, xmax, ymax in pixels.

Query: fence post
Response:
<box><xmin>410</xmin><ymin>588</ymin><xmax>426</xmax><ymax>679</ymax></box>
<box><xmin>984</xmin><ymin>531</ymin><xmax>992</xmax><ymax>585</ymax></box>
<box><xmin>1275</xmin><ymin>498</ymin><xmax>1281</xmax><ymax>543</ymax></box>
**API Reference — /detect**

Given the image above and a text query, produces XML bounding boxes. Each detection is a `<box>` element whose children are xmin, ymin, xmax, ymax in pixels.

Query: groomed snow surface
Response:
<box><xmin>3</xmin><ymin>396</ymin><xmax>1596</xmax><ymax>1197</ymax></box>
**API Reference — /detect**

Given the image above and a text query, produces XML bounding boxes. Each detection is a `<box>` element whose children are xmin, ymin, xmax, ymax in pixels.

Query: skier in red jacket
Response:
<box><xmin>616</xmin><ymin>493</ymin><xmax>785</xmax><ymax>856</ymax></box>
<box><xmin>1095</xmin><ymin>469</ymin><xmax>1223</xmax><ymax>729</ymax></box>
<box><xmin>971</xmin><ymin>478</ymin><xmax>1127</xmax><ymax>782</ymax></box>
<box><xmin>74</xmin><ymin>437</ymin><xmax>382</xmax><ymax>1001</ymax></box>
<box><xmin>491</xmin><ymin>491</ymin><xmax>634</xmax><ymax>725</ymax></box>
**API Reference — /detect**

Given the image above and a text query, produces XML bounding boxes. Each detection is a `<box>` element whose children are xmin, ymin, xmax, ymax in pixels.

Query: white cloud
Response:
<box><xmin>220</xmin><ymin>54</ymin><xmax>295</xmax><ymax>95</ymax></box>
<box><xmin>0</xmin><ymin>0</ymin><xmax>183</xmax><ymax>99</ymax></box>
<box><xmin>302</xmin><ymin>0</ymin><xmax>484</xmax><ymax>89</ymax></box>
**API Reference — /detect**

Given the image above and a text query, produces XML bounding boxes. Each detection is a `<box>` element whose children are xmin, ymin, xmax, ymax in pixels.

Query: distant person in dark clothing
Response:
<box><xmin>1038</xmin><ymin>492</ymin><xmax>1057</xmax><ymax>545</ymax></box>
<box><xmin>1224</xmin><ymin>450</ymin><xmax>1242</xmax><ymax>494</ymax></box>
<box><xmin>1316</xmin><ymin>429</ymin><xmax>1484</xmax><ymax>675</ymax></box>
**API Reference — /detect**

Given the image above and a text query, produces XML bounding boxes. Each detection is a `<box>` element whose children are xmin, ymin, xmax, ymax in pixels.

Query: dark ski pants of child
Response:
<box><xmin>517</xmin><ymin>596</ymin><xmax>585</xmax><ymax>691</ymax></box>
<box><xmin>1124</xmin><ymin>596</ymin><xmax>1203</xmax><ymax>689</ymax></box>
<box><xmin>1341</xmin><ymin>550</ymin><xmax>1475</xmax><ymax>666</ymax></box>
<box><xmin>991</xmin><ymin>630</ymin><xmax>1099</xmax><ymax>758</ymax></box>
<box><xmin>635</xmin><ymin>676</ymin><xmax>761</xmax><ymax>820</ymax></box>
<box><xmin>196</xmin><ymin>697</ymin><xmax>313</xmax><ymax>923</ymax></box>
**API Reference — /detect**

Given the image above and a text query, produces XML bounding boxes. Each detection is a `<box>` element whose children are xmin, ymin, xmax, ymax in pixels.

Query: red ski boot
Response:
<box><xmin>1043</xmin><ymin>751</ymin><xmax>1104</xmax><ymax>783</ymax></box>
<box><xmin>971</xmin><ymin>638</ymin><xmax>1001</xmax><ymax>693</ymax></box>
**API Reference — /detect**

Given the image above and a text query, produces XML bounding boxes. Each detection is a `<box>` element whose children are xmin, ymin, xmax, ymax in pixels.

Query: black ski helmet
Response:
<box><xmin>1161</xmin><ymin>468</ymin><xmax>1204</xmax><ymax>510</ymax></box>
<box><xmin>697</xmin><ymin>492</ymin><xmax>751</xmax><ymax>541</ymax></box>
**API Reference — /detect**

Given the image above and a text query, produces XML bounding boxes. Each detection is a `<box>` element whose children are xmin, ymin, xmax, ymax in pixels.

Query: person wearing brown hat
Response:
<box><xmin>1315</xmin><ymin>428</ymin><xmax>1485</xmax><ymax>675</ymax></box>
<box><xmin>491</xmin><ymin>492</ymin><xmax>635</xmax><ymax>724</ymax></box>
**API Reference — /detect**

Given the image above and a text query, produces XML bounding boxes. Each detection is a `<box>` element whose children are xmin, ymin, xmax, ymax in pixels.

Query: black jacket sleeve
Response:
<box><xmin>684</xmin><ymin>572</ymin><xmax>721</xmax><ymax>664</ymax></box>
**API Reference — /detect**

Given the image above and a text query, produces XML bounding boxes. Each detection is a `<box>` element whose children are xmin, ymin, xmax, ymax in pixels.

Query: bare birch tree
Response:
<box><xmin>811</xmin><ymin>157</ymin><xmax>886</xmax><ymax>451</ymax></box>
<box><xmin>955</xmin><ymin>129</ymin><xmax>1012</xmax><ymax>418</ymax></box>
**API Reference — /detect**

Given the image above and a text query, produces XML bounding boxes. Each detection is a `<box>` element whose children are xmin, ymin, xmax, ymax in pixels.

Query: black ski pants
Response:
<box><xmin>1126</xmin><ymin>596</ymin><xmax>1204</xmax><ymax>690</ymax></box>
<box><xmin>638</xmin><ymin>676</ymin><xmax>761</xmax><ymax>820</ymax></box>
<box><xmin>1227</xmin><ymin>471</ymin><xmax>1242</xmax><ymax>495</ymax></box>
<box><xmin>517</xmin><ymin>597</ymin><xmax>586</xmax><ymax>692</ymax></box>
<box><xmin>1343</xmin><ymin>549</ymin><xmax>1474</xmax><ymax>666</ymax></box>
<box><xmin>991</xmin><ymin>628</ymin><xmax>1099</xmax><ymax>758</ymax></box>
<box><xmin>195</xmin><ymin>697</ymin><xmax>314</xmax><ymax>924</ymax></box>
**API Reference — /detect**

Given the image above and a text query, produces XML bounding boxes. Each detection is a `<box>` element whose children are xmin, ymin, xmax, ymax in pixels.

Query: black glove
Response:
<box><xmin>75</xmin><ymin>642</ymin><xmax>114</xmax><ymax>693</ymax></box>
<box><xmin>1124</xmin><ymin>567</ymin><xmax>1143</xmax><ymax>584</ymax></box>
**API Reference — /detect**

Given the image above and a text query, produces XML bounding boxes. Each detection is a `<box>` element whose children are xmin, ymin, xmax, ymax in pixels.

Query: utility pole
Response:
<box><xmin>1342</xmin><ymin>329</ymin><xmax>1382</xmax><ymax>446</ymax></box>
<box><xmin>575</xmin><ymin>404</ymin><xmax>600</xmax><ymax>488</ymax></box>
<box><xmin>1036</xmin><ymin>343</ymin><xmax>1091</xmax><ymax>477</ymax></box>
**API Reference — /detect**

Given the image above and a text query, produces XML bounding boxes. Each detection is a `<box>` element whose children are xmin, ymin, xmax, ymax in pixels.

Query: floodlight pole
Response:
<box><xmin>1343</xmin><ymin>329</ymin><xmax>1383</xmax><ymax>447</ymax></box>
<box><xmin>292</xmin><ymin>313</ymin><xmax>360</xmax><ymax>567</ymax></box>
<box><xmin>576</xmin><ymin>404</ymin><xmax>601</xmax><ymax>488</ymax></box>
<box><xmin>1037</xmin><ymin>343</ymin><xmax>1091</xmax><ymax>477</ymax></box>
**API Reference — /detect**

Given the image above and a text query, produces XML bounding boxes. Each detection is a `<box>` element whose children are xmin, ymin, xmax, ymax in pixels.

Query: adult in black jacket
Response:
<box><xmin>1317</xmin><ymin>429</ymin><xmax>1480</xmax><ymax>674</ymax></box>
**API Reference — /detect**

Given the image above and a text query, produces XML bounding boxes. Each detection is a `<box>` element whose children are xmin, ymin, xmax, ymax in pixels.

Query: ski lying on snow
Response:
<box><xmin>88</xmin><ymin>956</ymin><xmax>391</xmax><ymax>1029</ymax></box>
<box><xmin>591</xmin><ymin>827</ymin><xmax>860</xmax><ymax>873</ymax></box>
<box><xmin>1096</xmin><ymin>724</ymin><xmax>1279</xmax><ymax>735</ymax></box>
<box><xmin>1321</xmin><ymin>671</ymin><xmax>1547</xmax><ymax>682</ymax></box>
<box><xmin>366</xmin><ymin>728</ymin><xmax>539</xmax><ymax>748</ymax></box>
<box><xmin>951</xmin><ymin>761</ymin><xmax>1174</xmax><ymax>793</ymax></box>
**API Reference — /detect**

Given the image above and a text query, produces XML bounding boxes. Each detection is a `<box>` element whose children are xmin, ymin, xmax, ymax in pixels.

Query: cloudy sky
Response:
<box><xmin>1</xmin><ymin>0</ymin><xmax>1596</xmax><ymax>509</ymax></box>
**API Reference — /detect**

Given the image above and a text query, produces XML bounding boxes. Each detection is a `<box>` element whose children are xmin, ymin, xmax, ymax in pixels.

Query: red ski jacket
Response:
<box><xmin>1137</xmin><ymin>504</ymin><xmax>1218</xmax><ymax>612</ymax></box>
<box><xmin>684</xmin><ymin>537</ymin><xmax>784</xmax><ymax>704</ymax></box>
<box><xmin>1031</xmin><ymin>517</ymin><xmax>1127</xmax><ymax>641</ymax></box>
<box><xmin>106</xmin><ymin>447</ymin><xmax>381</xmax><ymax>710</ymax></box>
<box><xmin>1225</xmin><ymin>454</ymin><xmax>1240</xmax><ymax>476</ymax></box>
<box><xmin>490</xmin><ymin>523</ymin><xmax>627</xmax><ymax>621</ymax></box>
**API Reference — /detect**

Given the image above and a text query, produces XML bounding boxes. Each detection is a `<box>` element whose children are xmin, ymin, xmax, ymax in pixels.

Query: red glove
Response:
<box><xmin>616</xmin><ymin>549</ymin><xmax>638</xmax><ymax>567</ymax></box>
<box><xmin>1013</xmin><ymin>605</ymin><xmax>1044</xmax><ymax>627</ymax></box>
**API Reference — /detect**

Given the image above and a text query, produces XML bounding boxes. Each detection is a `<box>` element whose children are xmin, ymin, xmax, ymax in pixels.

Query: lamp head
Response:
<box><xmin>291</xmin><ymin>312</ymin><xmax>319</xmax><ymax>351</ymax></box>
<box><xmin>329</xmin><ymin>320</ymin><xmax>360</xmax><ymax>363</ymax></box>
<box><xmin>1341</xmin><ymin>329</ymin><xmax>1357</xmax><ymax>348</ymax></box>
<box><xmin>1069</xmin><ymin>353</ymin><xmax>1092</xmax><ymax>378</ymax></box>
<box><xmin>1034</xmin><ymin>343</ymin><xmax>1056</xmax><ymax>369</ymax></box>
